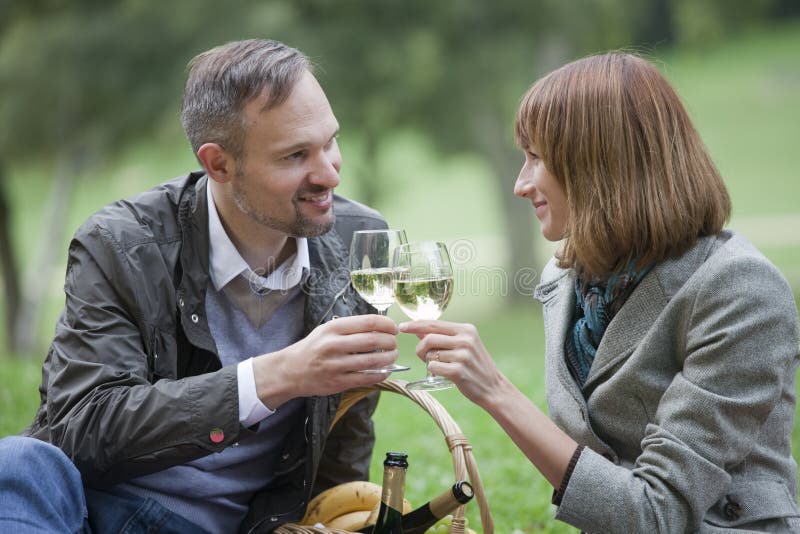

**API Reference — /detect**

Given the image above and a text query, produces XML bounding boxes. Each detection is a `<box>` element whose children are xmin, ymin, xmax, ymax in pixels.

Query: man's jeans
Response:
<box><xmin>0</xmin><ymin>436</ymin><xmax>207</xmax><ymax>534</ymax></box>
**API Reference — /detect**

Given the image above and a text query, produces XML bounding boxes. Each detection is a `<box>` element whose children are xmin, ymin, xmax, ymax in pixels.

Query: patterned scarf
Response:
<box><xmin>564</xmin><ymin>259</ymin><xmax>654</xmax><ymax>390</ymax></box>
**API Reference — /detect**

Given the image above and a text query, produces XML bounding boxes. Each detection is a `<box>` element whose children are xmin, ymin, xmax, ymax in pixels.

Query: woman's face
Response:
<box><xmin>514</xmin><ymin>147</ymin><xmax>568</xmax><ymax>241</ymax></box>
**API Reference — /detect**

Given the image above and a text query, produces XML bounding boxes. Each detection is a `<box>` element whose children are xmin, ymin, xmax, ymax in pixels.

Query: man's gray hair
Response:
<box><xmin>181</xmin><ymin>39</ymin><xmax>311</xmax><ymax>159</ymax></box>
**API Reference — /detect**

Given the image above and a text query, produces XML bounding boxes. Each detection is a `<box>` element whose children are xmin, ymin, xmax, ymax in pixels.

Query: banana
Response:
<box><xmin>325</xmin><ymin>509</ymin><xmax>373</xmax><ymax>531</ymax></box>
<box><xmin>301</xmin><ymin>481</ymin><xmax>383</xmax><ymax>525</ymax></box>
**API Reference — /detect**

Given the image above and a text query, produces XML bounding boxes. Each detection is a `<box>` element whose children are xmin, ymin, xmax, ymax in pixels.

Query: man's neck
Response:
<box><xmin>210</xmin><ymin>185</ymin><xmax>296</xmax><ymax>276</ymax></box>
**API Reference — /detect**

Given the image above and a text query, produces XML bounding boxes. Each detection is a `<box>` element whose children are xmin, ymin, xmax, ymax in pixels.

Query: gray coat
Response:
<box><xmin>534</xmin><ymin>231</ymin><xmax>800</xmax><ymax>533</ymax></box>
<box><xmin>25</xmin><ymin>172</ymin><xmax>386</xmax><ymax>533</ymax></box>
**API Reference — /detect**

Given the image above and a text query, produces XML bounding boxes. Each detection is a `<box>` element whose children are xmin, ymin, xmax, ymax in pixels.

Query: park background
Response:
<box><xmin>1</xmin><ymin>1</ymin><xmax>799</xmax><ymax>532</ymax></box>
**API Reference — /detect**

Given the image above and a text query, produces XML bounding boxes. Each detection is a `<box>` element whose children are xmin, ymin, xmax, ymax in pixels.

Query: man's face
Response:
<box><xmin>230</xmin><ymin>70</ymin><xmax>342</xmax><ymax>238</ymax></box>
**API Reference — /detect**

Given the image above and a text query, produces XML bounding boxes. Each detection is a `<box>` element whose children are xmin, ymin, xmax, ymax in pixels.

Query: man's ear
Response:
<box><xmin>197</xmin><ymin>143</ymin><xmax>234</xmax><ymax>183</ymax></box>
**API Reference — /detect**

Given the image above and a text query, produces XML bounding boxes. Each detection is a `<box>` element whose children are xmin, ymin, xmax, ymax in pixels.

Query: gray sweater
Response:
<box><xmin>119</xmin><ymin>285</ymin><xmax>306</xmax><ymax>533</ymax></box>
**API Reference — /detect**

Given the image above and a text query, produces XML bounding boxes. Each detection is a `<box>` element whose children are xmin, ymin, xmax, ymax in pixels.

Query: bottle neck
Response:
<box><xmin>429</xmin><ymin>480</ymin><xmax>473</xmax><ymax>517</ymax></box>
<box><xmin>380</xmin><ymin>466</ymin><xmax>407</xmax><ymax>511</ymax></box>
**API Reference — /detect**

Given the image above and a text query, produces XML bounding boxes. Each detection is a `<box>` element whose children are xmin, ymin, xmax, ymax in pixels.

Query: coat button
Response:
<box><xmin>191</xmin><ymin>313</ymin><xmax>199</xmax><ymax>323</ymax></box>
<box><xmin>210</xmin><ymin>428</ymin><xmax>225</xmax><ymax>443</ymax></box>
<box><xmin>724</xmin><ymin>495</ymin><xmax>742</xmax><ymax>520</ymax></box>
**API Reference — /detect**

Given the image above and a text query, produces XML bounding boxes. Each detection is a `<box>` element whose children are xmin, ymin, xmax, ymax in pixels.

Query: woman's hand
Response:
<box><xmin>400</xmin><ymin>319</ymin><xmax>578</xmax><ymax>489</ymax></box>
<box><xmin>398</xmin><ymin>320</ymin><xmax>506</xmax><ymax>407</ymax></box>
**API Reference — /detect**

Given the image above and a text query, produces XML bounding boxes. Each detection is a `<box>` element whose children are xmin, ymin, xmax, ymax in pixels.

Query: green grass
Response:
<box><xmin>1</xmin><ymin>21</ymin><xmax>800</xmax><ymax>534</ymax></box>
<box><xmin>370</xmin><ymin>306</ymin><xmax>568</xmax><ymax>533</ymax></box>
<box><xmin>0</xmin><ymin>357</ymin><xmax>42</xmax><ymax>436</ymax></box>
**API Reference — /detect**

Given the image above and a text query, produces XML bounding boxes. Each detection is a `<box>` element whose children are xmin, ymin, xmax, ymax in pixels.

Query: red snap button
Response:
<box><xmin>210</xmin><ymin>428</ymin><xmax>224</xmax><ymax>443</ymax></box>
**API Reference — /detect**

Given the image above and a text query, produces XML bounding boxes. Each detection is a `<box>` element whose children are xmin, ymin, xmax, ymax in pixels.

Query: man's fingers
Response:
<box><xmin>329</xmin><ymin>331</ymin><xmax>398</xmax><ymax>354</ymax></box>
<box><xmin>348</xmin><ymin>349</ymin><xmax>399</xmax><ymax>373</ymax></box>
<box><xmin>319</xmin><ymin>350</ymin><xmax>399</xmax><ymax>375</ymax></box>
<box><xmin>325</xmin><ymin>314</ymin><xmax>398</xmax><ymax>335</ymax></box>
<box><xmin>398</xmin><ymin>320</ymin><xmax>460</xmax><ymax>336</ymax></box>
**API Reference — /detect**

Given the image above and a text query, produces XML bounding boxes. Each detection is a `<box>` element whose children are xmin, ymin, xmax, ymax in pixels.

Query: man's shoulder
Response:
<box><xmin>332</xmin><ymin>194</ymin><xmax>385</xmax><ymax>224</ymax></box>
<box><xmin>74</xmin><ymin>172</ymin><xmax>202</xmax><ymax>248</ymax></box>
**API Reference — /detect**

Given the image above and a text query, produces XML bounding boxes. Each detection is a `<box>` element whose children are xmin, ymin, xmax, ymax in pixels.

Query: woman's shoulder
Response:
<box><xmin>696</xmin><ymin>230</ymin><xmax>785</xmax><ymax>285</ymax></box>
<box><xmin>657</xmin><ymin>230</ymin><xmax>795</xmax><ymax>316</ymax></box>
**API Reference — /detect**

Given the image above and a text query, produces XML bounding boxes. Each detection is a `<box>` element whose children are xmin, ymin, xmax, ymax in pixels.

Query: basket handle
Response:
<box><xmin>332</xmin><ymin>380</ymin><xmax>494</xmax><ymax>534</ymax></box>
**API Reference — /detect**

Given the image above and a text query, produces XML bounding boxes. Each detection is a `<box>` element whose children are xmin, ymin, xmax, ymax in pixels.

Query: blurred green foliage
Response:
<box><xmin>2</xmin><ymin>2</ymin><xmax>797</xmax><ymax>351</ymax></box>
<box><xmin>0</xmin><ymin>4</ymin><xmax>799</xmax><ymax>530</ymax></box>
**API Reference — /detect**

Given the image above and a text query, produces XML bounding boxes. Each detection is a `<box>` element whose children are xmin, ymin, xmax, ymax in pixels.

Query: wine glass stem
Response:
<box><xmin>425</xmin><ymin>355</ymin><xmax>436</xmax><ymax>380</ymax></box>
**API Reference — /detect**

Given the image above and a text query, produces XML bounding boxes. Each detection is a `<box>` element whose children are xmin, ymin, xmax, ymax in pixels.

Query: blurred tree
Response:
<box><xmin>289</xmin><ymin>0</ymin><xmax>646</xmax><ymax>301</ymax></box>
<box><xmin>288</xmin><ymin>0</ymin><xmax>795</xmax><ymax>300</ymax></box>
<box><xmin>1</xmin><ymin>0</ymin><xmax>795</xmax><ymax>352</ymax></box>
<box><xmin>0</xmin><ymin>0</ymin><xmax>292</xmax><ymax>354</ymax></box>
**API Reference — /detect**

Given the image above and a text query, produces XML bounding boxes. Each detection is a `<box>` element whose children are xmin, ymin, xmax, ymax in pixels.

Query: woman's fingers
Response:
<box><xmin>398</xmin><ymin>320</ymin><xmax>462</xmax><ymax>336</ymax></box>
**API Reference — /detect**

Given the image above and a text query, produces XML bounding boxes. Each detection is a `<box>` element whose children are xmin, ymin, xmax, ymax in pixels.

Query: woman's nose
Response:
<box><xmin>514</xmin><ymin>170</ymin><xmax>534</xmax><ymax>198</ymax></box>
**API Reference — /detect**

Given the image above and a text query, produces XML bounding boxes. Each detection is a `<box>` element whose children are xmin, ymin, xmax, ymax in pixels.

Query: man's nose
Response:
<box><xmin>311</xmin><ymin>150</ymin><xmax>341</xmax><ymax>188</ymax></box>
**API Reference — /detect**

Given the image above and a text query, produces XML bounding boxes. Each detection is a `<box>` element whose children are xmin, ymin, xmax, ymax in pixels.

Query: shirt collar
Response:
<box><xmin>207</xmin><ymin>179</ymin><xmax>310</xmax><ymax>292</ymax></box>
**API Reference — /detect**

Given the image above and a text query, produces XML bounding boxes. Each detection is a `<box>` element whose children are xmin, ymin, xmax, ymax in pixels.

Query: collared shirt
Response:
<box><xmin>207</xmin><ymin>179</ymin><xmax>310</xmax><ymax>426</ymax></box>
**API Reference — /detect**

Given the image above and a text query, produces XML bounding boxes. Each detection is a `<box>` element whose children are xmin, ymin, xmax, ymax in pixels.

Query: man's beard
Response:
<box><xmin>231</xmin><ymin>178</ymin><xmax>335</xmax><ymax>238</ymax></box>
<box><xmin>232</xmin><ymin>171</ymin><xmax>334</xmax><ymax>237</ymax></box>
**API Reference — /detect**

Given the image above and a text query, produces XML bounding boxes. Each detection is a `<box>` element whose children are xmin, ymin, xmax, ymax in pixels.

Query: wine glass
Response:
<box><xmin>349</xmin><ymin>229</ymin><xmax>411</xmax><ymax>373</ymax></box>
<box><xmin>391</xmin><ymin>241</ymin><xmax>455</xmax><ymax>391</ymax></box>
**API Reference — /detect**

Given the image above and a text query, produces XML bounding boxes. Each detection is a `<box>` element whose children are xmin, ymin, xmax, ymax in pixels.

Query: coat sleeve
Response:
<box><xmin>555</xmin><ymin>252</ymin><xmax>800</xmax><ymax>532</ymax></box>
<box><xmin>41</xmin><ymin>225</ymin><xmax>241</xmax><ymax>486</ymax></box>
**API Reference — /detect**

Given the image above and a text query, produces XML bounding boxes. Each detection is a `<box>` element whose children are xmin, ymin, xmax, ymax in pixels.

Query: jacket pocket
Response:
<box><xmin>701</xmin><ymin>478</ymin><xmax>800</xmax><ymax>530</ymax></box>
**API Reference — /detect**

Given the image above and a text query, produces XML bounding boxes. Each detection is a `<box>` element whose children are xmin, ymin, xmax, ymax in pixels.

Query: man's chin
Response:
<box><xmin>293</xmin><ymin>214</ymin><xmax>335</xmax><ymax>238</ymax></box>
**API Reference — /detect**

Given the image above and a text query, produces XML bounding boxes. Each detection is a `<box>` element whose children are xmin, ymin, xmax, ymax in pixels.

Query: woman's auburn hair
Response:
<box><xmin>515</xmin><ymin>52</ymin><xmax>731</xmax><ymax>279</ymax></box>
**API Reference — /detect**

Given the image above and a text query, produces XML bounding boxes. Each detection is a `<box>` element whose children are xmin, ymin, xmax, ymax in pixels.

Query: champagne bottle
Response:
<box><xmin>371</xmin><ymin>452</ymin><xmax>409</xmax><ymax>534</ymax></box>
<box><xmin>401</xmin><ymin>480</ymin><xmax>474</xmax><ymax>534</ymax></box>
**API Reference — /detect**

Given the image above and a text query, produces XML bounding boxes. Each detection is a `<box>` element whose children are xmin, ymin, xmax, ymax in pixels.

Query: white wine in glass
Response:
<box><xmin>349</xmin><ymin>229</ymin><xmax>410</xmax><ymax>373</ymax></box>
<box><xmin>392</xmin><ymin>241</ymin><xmax>455</xmax><ymax>391</ymax></box>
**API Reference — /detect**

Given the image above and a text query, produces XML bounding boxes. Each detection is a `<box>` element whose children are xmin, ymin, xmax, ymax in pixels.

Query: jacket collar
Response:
<box><xmin>176</xmin><ymin>171</ymin><xmax>354</xmax><ymax>348</ymax></box>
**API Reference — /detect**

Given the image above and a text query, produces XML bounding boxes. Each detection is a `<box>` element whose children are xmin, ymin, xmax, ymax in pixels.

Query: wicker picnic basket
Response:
<box><xmin>275</xmin><ymin>379</ymin><xmax>494</xmax><ymax>534</ymax></box>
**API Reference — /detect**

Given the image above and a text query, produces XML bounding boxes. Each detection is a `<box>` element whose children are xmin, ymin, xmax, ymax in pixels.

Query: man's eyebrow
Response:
<box><xmin>275</xmin><ymin>128</ymin><xmax>340</xmax><ymax>155</ymax></box>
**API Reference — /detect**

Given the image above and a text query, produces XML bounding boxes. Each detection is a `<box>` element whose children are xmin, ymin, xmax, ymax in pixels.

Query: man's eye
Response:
<box><xmin>285</xmin><ymin>151</ymin><xmax>305</xmax><ymax>161</ymax></box>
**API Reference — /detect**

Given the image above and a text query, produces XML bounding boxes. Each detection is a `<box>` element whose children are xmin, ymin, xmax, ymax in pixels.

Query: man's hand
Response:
<box><xmin>252</xmin><ymin>314</ymin><xmax>399</xmax><ymax>409</ymax></box>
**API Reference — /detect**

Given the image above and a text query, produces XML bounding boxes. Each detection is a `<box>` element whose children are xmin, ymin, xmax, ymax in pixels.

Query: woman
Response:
<box><xmin>400</xmin><ymin>53</ymin><xmax>800</xmax><ymax>532</ymax></box>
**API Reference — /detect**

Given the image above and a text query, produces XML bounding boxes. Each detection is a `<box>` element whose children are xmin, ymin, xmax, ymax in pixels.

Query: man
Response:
<box><xmin>0</xmin><ymin>39</ymin><xmax>399</xmax><ymax>533</ymax></box>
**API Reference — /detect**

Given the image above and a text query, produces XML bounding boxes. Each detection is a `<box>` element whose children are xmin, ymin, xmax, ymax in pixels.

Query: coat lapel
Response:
<box><xmin>583</xmin><ymin>270</ymin><xmax>667</xmax><ymax>390</ymax></box>
<box><xmin>537</xmin><ymin>267</ymin><xmax>587</xmax><ymax>413</ymax></box>
<box><xmin>582</xmin><ymin>234</ymin><xmax>720</xmax><ymax>391</ymax></box>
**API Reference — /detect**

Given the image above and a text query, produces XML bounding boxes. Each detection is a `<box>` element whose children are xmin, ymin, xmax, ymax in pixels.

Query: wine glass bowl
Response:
<box><xmin>349</xmin><ymin>229</ymin><xmax>411</xmax><ymax>373</ymax></box>
<box><xmin>392</xmin><ymin>241</ymin><xmax>455</xmax><ymax>391</ymax></box>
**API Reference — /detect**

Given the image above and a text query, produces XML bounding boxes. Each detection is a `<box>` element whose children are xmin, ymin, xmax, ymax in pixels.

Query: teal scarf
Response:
<box><xmin>565</xmin><ymin>260</ymin><xmax>654</xmax><ymax>389</ymax></box>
